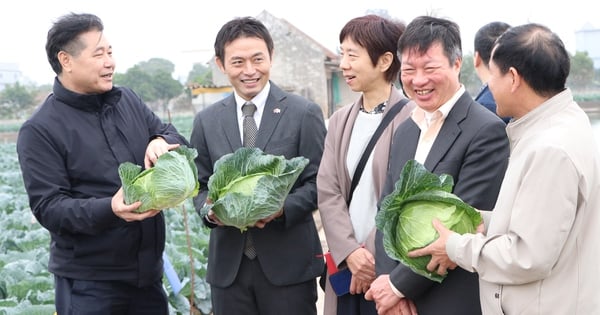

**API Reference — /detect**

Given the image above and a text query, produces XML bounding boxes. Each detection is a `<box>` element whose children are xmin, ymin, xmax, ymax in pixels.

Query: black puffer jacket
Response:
<box><xmin>17</xmin><ymin>78</ymin><xmax>189</xmax><ymax>287</ymax></box>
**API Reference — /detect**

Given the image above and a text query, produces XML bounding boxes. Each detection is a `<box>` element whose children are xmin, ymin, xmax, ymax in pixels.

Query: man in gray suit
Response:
<box><xmin>365</xmin><ymin>16</ymin><xmax>510</xmax><ymax>315</ymax></box>
<box><xmin>189</xmin><ymin>17</ymin><xmax>327</xmax><ymax>315</ymax></box>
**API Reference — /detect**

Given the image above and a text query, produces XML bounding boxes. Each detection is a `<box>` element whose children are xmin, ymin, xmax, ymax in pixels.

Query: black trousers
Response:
<box><xmin>337</xmin><ymin>292</ymin><xmax>377</xmax><ymax>315</ymax></box>
<box><xmin>54</xmin><ymin>275</ymin><xmax>168</xmax><ymax>315</ymax></box>
<box><xmin>211</xmin><ymin>255</ymin><xmax>318</xmax><ymax>315</ymax></box>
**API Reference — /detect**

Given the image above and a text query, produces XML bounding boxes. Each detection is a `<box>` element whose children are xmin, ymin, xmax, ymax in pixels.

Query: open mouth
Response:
<box><xmin>415</xmin><ymin>89</ymin><xmax>433</xmax><ymax>96</ymax></box>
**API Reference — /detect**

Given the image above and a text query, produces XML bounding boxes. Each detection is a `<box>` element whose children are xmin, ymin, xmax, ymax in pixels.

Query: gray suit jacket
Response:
<box><xmin>190</xmin><ymin>82</ymin><xmax>327</xmax><ymax>288</ymax></box>
<box><xmin>376</xmin><ymin>91</ymin><xmax>510</xmax><ymax>315</ymax></box>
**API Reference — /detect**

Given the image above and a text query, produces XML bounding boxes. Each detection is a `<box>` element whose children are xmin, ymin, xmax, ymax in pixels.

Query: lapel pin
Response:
<box><xmin>273</xmin><ymin>108</ymin><xmax>281</xmax><ymax>114</ymax></box>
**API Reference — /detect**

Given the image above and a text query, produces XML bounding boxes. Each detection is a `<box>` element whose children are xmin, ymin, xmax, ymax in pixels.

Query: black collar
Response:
<box><xmin>360</xmin><ymin>101</ymin><xmax>386</xmax><ymax>114</ymax></box>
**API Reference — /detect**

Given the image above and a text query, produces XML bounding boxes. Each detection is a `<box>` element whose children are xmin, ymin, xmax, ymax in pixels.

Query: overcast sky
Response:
<box><xmin>1</xmin><ymin>0</ymin><xmax>597</xmax><ymax>85</ymax></box>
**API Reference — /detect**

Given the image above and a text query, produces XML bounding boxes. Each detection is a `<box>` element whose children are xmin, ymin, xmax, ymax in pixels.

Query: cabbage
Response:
<box><xmin>118</xmin><ymin>146</ymin><xmax>199</xmax><ymax>213</ymax></box>
<box><xmin>376</xmin><ymin>160</ymin><xmax>482</xmax><ymax>282</ymax></box>
<box><xmin>202</xmin><ymin>147</ymin><xmax>308</xmax><ymax>232</ymax></box>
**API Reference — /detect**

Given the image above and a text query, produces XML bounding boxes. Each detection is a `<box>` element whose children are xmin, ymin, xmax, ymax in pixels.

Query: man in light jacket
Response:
<box><xmin>409</xmin><ymin>23</ymin><xmax>600</xmax><ymax>315</ymax></box>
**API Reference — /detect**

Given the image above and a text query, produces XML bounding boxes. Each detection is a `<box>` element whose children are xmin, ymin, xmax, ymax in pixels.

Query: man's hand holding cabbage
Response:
<box><xmin>201</xmin><ymin>147</ymin><xmax>308</xmax><ymax>232</ymax></box>
<box><xmin>375</xmin><ymin>160</ymin><xmax>483</xmax><ymax>282</ymax></box>
<box><xmin>116</xmin><ymin>144</ymin><xmax>200</xmax><ymax>220</ymax></box>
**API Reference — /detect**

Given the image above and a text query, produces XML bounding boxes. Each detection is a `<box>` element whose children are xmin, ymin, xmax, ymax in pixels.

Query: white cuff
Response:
<box><xmin>388</xmin><ymin>278</ymin><xmax>405</xmax><ymax>298</ymax></box>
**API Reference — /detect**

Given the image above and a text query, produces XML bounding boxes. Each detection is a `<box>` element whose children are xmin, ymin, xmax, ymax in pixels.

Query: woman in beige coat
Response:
<box><xmin>316</xmin><ymin>14</ymin><xmax>415</xmax><ymax>315</ymax></box>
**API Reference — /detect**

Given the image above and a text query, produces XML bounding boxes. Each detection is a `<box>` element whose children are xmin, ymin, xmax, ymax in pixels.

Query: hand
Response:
<box><xmin>254</xmin><ymin>208</ymin><xmax>283</xmax><ymax>228</ymax></box>
<box><xmin>407</xmin><ymin>219</ymin><xmax>458</xmax><ymax>276</ymax></box>
<box><xmin>381</xmin><ymin>299</ymin><xmax>418</xmax><ymax>315</ymax></box>
<box><xmin>350</xmin><ymin>274</ymin><xmax>372</xmax><ymax>295</ymax></box>
<box><xmin>206</xmin><ymin>209</ymin><xmax>224</xmax><ymax>226</ymax></box>
<box><xmin>111</xmin><ymin>187</ymin><xmax>161</xmax><ymax>222</ymax></box>
<box><xmin>346</xmin><ymin>247</ymin><xmax>376</xmax><ymax>289</ymax></box>
<box><xmin>144</xmin><ymin>137</ymin><xmax>180</xmax><ymax>169</ymax></box>
<box><xmin>477</xmin><ymin>221</ymin><xmax>485</xmax><ymax>234</ymax></box>
<box><xmin>365</xmin><ymin>275</ymin><xmax>410</xmax><ymax>314</ymax></box>
<box><xmin>202</xmin><ymin>198</ymin><xmax>225</xmax><ymax>226</ymax></box>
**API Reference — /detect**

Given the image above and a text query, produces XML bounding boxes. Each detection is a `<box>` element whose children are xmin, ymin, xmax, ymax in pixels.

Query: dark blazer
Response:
<box><xmin>190</xmin><ymin>82</ymin><xmax>327</xmax><ymax>288</ymax></box>
<box><xmin>376</xmin><ymin>91</ymin><xmax>510</xmax><ymax>315</ymax></box>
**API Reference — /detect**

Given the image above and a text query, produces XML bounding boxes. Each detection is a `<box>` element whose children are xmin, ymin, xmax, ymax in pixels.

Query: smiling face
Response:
<box><xmin>58</xmin><ymin>30</ymin><xmax>115</xmax><ymax>94</ymax></box>
<box><xmin>399</xmin><ymin>42</ymin><xmax>462</xmax><ymax>112</ymax></box>
<box><xmin>339</xmin><ymin>37</ymin><xmax>387</xmax><ymax>93</ymax></box>
<box><xmin>216</xmin><ymin>36</ymin><xmax>272</xmax><ymax>101</ymax></box>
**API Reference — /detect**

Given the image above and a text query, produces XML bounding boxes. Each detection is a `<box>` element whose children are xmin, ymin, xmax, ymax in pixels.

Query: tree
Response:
<box><xmin>186</xmin><ymin>62</ymin><xmax>213</xmax><ymax>86</ymax></box>
<box><xmin>137</xmin><ymin>58</ymin><xmax>176</xmax><ymax>76</ymax></box>
<box><xmin>568</xmin><ymin>51</ymin><xmax>594</xmax><ymax>89</ymax></box>
<box><xmin>114</xmin><ymin>65</ymin><xmax>157</xmax><ymax>102</ymax></box>
<box><xmin>114</xmin><ymin>59</ymin><xmax>183</xmax><ymax>113</ymax></box>
<box><xmin>152</xmin><ymin>70</ymin><xmax>184</xmax><ymax>113</ymax></box>
<box><xmin>0</xmin><ymin>82</ymin><xmax>35</xmax><ymax>118</ymax></box>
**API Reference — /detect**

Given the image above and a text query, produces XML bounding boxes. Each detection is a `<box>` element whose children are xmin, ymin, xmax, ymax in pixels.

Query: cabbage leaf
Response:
<box><xmin>119</xmin><ymin>146</ymin><xmax>199</xmax><ymax>213</ymax></box>
<box><xmin>202</xmin><ymin>147</ymin><xmax>308</xmax><ymax>232</ymax></box>
<box><xmin>376</xmin><ymin>160</ymin><xmax>482</xmax><ymax>282</ymax></box>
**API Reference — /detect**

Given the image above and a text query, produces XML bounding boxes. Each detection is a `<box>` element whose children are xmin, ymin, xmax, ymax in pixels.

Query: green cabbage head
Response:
<box><xmin>118</xmin><ymin>146</ymin><xmax>199</xmax><ymax>213</ymax></box>
<box><xmin>376</xmin><ymin>160</ymin><xmax>482</xmax><ymax>282</ymax></box>
<box><xmin>202</xmin><ymin>147</ymin><xmax>308</xmax><ymax>232</ymax></box>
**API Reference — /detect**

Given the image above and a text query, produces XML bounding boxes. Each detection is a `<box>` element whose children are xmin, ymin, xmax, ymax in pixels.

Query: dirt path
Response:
<box><xmin>0</xmin><ymin>132</ymin><xmax>18</xmax><ymax>143</ymax></box>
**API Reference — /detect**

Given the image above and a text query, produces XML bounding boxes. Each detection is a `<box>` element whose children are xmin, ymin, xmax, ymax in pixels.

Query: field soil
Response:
<box><xmin>0</xmin><ymin>132</ymin><xmax>17</xmax><ymax>143</ymax></box>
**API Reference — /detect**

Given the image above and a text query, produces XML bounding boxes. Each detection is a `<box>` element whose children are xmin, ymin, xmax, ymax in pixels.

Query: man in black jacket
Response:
<box><xmin>16</xmin><ymin>13</ymin><xmax>188</xmax><ymax>314</ymax></box>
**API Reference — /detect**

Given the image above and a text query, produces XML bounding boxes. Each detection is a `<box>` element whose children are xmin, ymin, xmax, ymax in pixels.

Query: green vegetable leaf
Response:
<box><xmin>118</xmin><ymin>146</ymin><xmax>200</xmax><ymax>213</ymax></box>
<box><xmin>202</xmin><ymin>147</ymin><xmax>308</xmax><ymax>232</ymax></box>
<box><xmin>376</xmin><ymin>160</ymin><xmax>482</xmax><ymax>282</ymax></box>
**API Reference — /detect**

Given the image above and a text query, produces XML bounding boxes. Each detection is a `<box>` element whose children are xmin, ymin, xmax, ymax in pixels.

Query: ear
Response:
<box><xmin>473</xmin><ymin>51</ymin><xmax>482</xmax><ymax>67</ymax></box>
<box><xmin>58</xmin><ymin>51</ymin><xmax>71</xmax><ymax>73</ymax></box>
<box><xmin>215</xmin><ymin>57</ymin><xmax>226</xmax><ymax>73</ymax></box>
<box><xmin>378</xmin><ymin>51</ymin><xmax>394</xmax><ymax>72</ymax></box>
<box><xmin>453</xmin><ymin>56</ymin><xmax>462</xmax><ymax>72</ymax></box>
<box><xmin>509</xmin><ymin>67</ymin><xmax>520</xmax><ymax>92</ymax></box>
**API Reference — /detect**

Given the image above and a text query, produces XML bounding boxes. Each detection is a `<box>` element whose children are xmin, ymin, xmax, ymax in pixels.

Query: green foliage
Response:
<box><xmin>153</xmin><ymin>71</ymin><xmax>184</xmax><ymax>101</ymax></box>
<box><xmin>568</xmin><ymin>51</ymin><xmax>595</xmax><ymax>89</ymax></box>
<box><xmin>187</xmin><ymin>63</ymin><xmax>213</xmax><ymax>86</ymax></box>
<box><xmin>113</xmin><ymin>58</ymin><xmax>184</xmax><ymax>111</ymax></box>
<box><xmin>163</xmin><ymin>201</ymin><xmax>212</xmax><ymax>314</ymax></box>
<box><xmin>203</xmin><ymin>147</ymin><xmax>308</xmax><ymax>232</ymax></box>
<box><xmin>459</xmin><ymin>53</ymin><xmax>481</xmax><ymax>96</ymax></box>
<box><xmin>119</xmin><ymin>146</ymin><xmax>199</xmax><ymax>213</ymax></box>
<box><xmin>114</xmin><ymin>66</ymin><xmax>156</xmax><ymax>101</ymax></box>
<box><xmin>0</xmin><ymin>82</ymin><xmax>35</xmax><ymax>119</ymax></box>
<box><xmin>138</xmin><ymin>58</ymin><xmax>176</xmax><ymax>76</ymax></box>
<box><xmin>165</xmin><ymin>115</ymin><xmax>194</xmax><ymax>139</ymax></box>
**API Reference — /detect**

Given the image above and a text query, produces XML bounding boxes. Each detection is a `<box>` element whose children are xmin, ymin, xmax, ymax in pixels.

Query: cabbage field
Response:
<box><xmin>0</xmin><ymin>116</ymin><xmax>213</xmax><ymax>314</ymax></box>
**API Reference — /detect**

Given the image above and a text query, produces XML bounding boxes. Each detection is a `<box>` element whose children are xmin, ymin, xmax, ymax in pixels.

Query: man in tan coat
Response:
<box><xmin>409</xmin><ymin>23</ymin><xmax>600</xmax><ymax>315</ymax></box>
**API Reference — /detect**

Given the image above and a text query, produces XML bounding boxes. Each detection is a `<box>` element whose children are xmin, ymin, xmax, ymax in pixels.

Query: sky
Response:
<box><xmin>1</xmin><ymin>0</ymin><xmax>597</xmax><ymax>86</ymax></box>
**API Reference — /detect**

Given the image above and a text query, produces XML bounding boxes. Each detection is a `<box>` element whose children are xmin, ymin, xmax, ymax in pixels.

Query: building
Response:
<box><xmin>0</xmin><ymin>63</ymin><xmax>21</xmax><ymax>91</ymax></box>
<box><xmin>209</xmin><ymin>10</ymin><xmax>358</xmax><ymax>117</ymax></box>
<box><xmin>576</xmin><ymin>23</ymin><xmax>600</xmax><ymax>69</ymax></box>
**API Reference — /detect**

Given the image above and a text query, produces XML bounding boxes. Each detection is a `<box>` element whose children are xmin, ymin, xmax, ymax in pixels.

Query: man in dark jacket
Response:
<box><xmin>16</xmin><ymin>13</ymin><xmax>188</xmax><ymax>314</ymax></box>
<box><xmin>365</xmin><ymin>16</ymin><xmax>509</xmax><ymax>315</ymax></box>
<box><xmin>190</xmin><ymin>17</ymin><xmax>326</xmax><ymax>315</ymax></box>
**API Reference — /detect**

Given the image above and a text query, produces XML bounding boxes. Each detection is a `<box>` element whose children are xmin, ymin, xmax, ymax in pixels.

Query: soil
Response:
<box><xmin>0</xmin><ymin>132</ymin><xmax>18</xmax><ymax>143</ymax></box>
